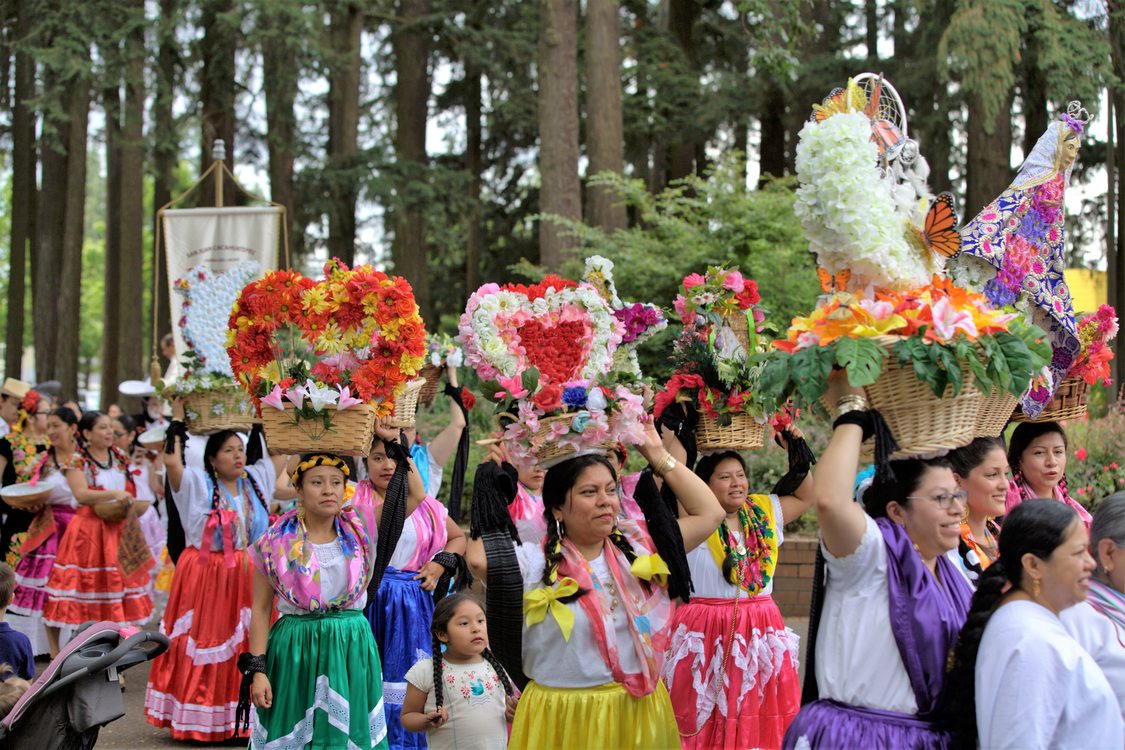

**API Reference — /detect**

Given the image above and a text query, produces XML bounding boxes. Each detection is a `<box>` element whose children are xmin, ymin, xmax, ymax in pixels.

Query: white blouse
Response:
<box><xmin>686</xmin><ymin>494</ymin><xmax>784</xmax><ymax>598</ymax></box>
<box><xmin>515</xmin><ymin>542</ymin><xmax>642</xmax><ymax>688</ymax></box>
<box><xmin>977</xmin><ymin>600</ymin><xmax>1123</xmax><ymax>749</ymax></box>
<box><xmin>815</xmin><ymin>515</ymin><xmax>916</xmax><ymax>714</ymax></box>
<box><xmin>276</xmin><ymin>538</ymin><xmax>368</xmax><ymax>616</ymax></box>
<box><xmin>40</xmin><ymin>467</ymin><xmax>77</xmax><ymax>508</ymax></box>
<box><xmin>1060</xmin><ymin>600</ymin><xmax>1125</xmax><ymax>726</ymax></box>
<box><xmin>170</xmin><ymin>460</ymin><xmax>276</xmax><ymax>549</ymax></box>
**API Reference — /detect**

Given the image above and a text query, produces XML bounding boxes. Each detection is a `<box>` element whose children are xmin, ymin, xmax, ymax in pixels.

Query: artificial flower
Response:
<box><xmin>335</xmin><ymin>385</ymin><xmax>362</xmax><ymax>411</ymax></box>
<box><xmin>261</xmin><ymin>385</ymin><xmax>286</xmax><ymax>411</ymax></box>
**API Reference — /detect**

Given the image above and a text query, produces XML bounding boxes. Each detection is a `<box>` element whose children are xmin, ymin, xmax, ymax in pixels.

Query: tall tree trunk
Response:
<box><xmin>6</xmin><ymin>0</ymin><xmax>36</xmax><ymax>379</ymax></box>
<box><xmin>965</xmin><ymin>89</ymin><xmax>1014</xmax><ymax>218</ymax></box>
<box><xmin>103</xmin><ymin>82</ymin><xmax>123</xmax><ymax>408</ymax></box>
<box><xmin>758</xmin><ymin>82</ymin><xmax>786</xmax><ymax>185</ymax></box>
<box><xmin>261</xmin><ymin>1</ymin><xmax>301</xmax><ymax>262</ymax></box>
<box><xmin>1021</xmin><ymin>39</ymin><xmax>1048</xmax><ymax>159</ymax></box>
<box><xmin>1111</xmin><ymin>1</ymin><xmax>1125</xmax><ymax>390</ymax></box>
<box><xmin>584</xmin><ymin>0</ymin><xmax>627</xmax><ymax>231</ymax></box>
<box><xmin>464</xmin><ymin>60</ymin><xmax>483</xmax><ymax>296</ymax></box>
<box><xmin>118</xmin><ymin>6</ymin><xmax>145</xmax><ymax>382</ymax></box>
<box><xmin>326</xmin><ymin>2</ymin><xmax>362</xmax><ymax>267</ymax></box>
<box><xmin>55</xmin><ymin>80</ymin><xmax>91</xmax><ymax>398</ymax></box>
<box><xmin>866</xmin><ymin>0</ymin><xmax>878</xmax><ymax>60</ymax></box>
<box><xmin>537</xmin><ymin>0</ymin><xmax>581</xmax><ymax>269</ymax></box>
<box><xmin>198</xmin><ymin>0</ymin><xmax>236</xmax><ymax>206</ymax></box>
<box><xmin>665</xmin><ymin>0</ymin><xmax>698</xmax><ymax>182</ymax></box>
<box><xmin>392</xmin><ymin>0</ymin><xmax>432</xmax><ymax>320</ymax></box>
<box><xmin>34</xmin><ymin>128</ymin><xmax>66</xmax><ymax>384</ymax></box>
<box><xmin>152</xmin><ymin>0</ymin><xmax>178</xmax><ymax>363</ymax></box>
<box><xmin>892</xmin><ymin>0</ymin><xmax>908</xmax><ymax>56</ymax></box>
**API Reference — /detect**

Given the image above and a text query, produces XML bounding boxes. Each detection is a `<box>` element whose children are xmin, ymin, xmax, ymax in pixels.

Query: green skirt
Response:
<box><xmin>251</xmin><ymin>609</ymin><xmax>389</xmax><ymax>750</ymax></box>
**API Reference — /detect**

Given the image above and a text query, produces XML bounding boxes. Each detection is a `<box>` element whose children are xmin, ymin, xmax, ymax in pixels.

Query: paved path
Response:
<box><xmin>82</xmin><ymin>617</ymin><xmax>811</xmax><ymax>748</ymax></box>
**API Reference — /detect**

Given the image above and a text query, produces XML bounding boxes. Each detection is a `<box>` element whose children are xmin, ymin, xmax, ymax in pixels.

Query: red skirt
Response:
<box><xmin>144</xmin><ymin>546</ymin><xmax>254</xmax><ymax>741</ymax></box>
<box><xmin>663</xmin><ymin>594</ymin><xmax>801</xmax><ymax>750</ymax></box>
<box><xmin>42</xmin><ymin>506</ymin><xmax>153</xmax><ymax>627</ymax></box>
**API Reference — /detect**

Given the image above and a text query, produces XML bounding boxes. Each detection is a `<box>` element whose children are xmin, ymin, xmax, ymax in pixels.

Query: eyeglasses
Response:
<box><xmin>112</xmin><ymin>431</ymin><xmax>128</xmax><ymax>439</ymax></box>
<box><xmin>906</xmin><ymin>491</ymin><xmax>968</xmax><ymax>510</ymax></box>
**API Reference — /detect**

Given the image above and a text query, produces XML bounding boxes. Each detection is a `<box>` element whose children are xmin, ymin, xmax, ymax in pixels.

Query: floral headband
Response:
<box><xmin>291</xmin><ymin>454</ymin><xmax>351</xmax><ymax>486</ymax></box>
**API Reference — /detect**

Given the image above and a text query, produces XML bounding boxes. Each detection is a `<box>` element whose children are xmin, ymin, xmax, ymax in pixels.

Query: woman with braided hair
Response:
<box><xmin>245</xmin><ymin>452</ymin><xmax>399</xmax><ymax>750</ymax></box>
<box><xmin>466</xmin><ymin>416</ymin><xmax>724</xmax><ymax>749</ymax></box>
<box><xmin>783</xmin><ymin>372</ymin><xmax>973</xmax><ymax>749</ymax></box>
<box><xmin>663</xmin><ymin>426</ymin><xmax>813</xmax><ymax>749</ymax></box>
<box><xmin>401</xmin><ymin>593</ymin><xmax>517</xmax><ymax>748</ymax></box>
<box><xmin>356</xmin><ymin>426</ymin><xmax>459</xmax><ymax>750</ymax></box>
<box><xmin>1005</xmin><ymin>421</ymin><xmax>1091</xmax><ymax>528</ymax></box>
<box><xmin>947</xmin><ymin>499</ymin><xmax>1121</xmax><ymax>748</ymax></box>
<box><xmin>144</xmin><ymin>399</ymin><xmax>287</xmax><ymax>742</ymax></box>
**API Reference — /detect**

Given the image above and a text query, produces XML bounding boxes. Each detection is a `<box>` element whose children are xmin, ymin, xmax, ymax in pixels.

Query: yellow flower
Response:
<box><xmin>303</xmin><ymin>286</ymin><xmax>332</xmax><ymax>315</ymax></box>
<box><xmin>259</xmin><ymin>361</ymin><xmax>281</xmax><ymax>384</ymax></box>
<box><xmin>317</xmin><ymin>323</ymin><xmax>347</xmax><ymax>355</ymax></box>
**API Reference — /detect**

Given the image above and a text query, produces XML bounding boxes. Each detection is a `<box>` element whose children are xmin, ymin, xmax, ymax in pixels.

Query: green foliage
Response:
<box><xmin>1063</xmin><ymin>408</ymin><xmax>1125</xmax><ymax>510</ymax></box>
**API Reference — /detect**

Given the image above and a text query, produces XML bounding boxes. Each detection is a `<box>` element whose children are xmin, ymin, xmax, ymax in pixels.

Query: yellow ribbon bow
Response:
<box><xmin>630</xmin><ymin>553</ymin><xmax>671</xmax><ymax>586</ymax></box>
<box><xmin>523</xmin><ymin>577</ymin><xmax>579</xmax><ymax>641</ymax></box>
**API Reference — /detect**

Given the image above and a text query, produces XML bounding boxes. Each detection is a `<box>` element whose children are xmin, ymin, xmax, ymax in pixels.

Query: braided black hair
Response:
<box><xmin>947</xmin><ymin>499</ymin><xmax>1079</xmax><ymax>749</ymax></box>
<box><xmin>631</xmin><ymin>467</ymin><xmax>693</xmax><ymax>601</ymax></box>
<box><xmin>369</xmin><ymin>434</ymin><xmax>411</xmax><ymax>598</ymax></box>
<box><xmin>202</xmin><ymin>431</ymin><xmax>269</xmax><ymax>514</ymax></box>
<box><xmin>428</xmin><ymin>593</ymin><xmax>516</xmax><ymax>711</ymax></box>
<box><xmin>443</xmin><ymin>383</ymin><xmax>471</xmax><ymax>523</ymax></box>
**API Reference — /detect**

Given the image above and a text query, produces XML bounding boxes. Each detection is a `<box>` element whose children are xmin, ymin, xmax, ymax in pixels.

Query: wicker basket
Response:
<box><xmin>697</xmin><ymin>413</ymin><xmax>766</xmax><ymax>450</ymax></box>
<box><xmin>418</xmin><ymin>364</ymin><xmax>443</xmax><ymax>406</ymax></box>
<box><xmin>387</xmin><ymin>378</ymin><xmax>427</xmax><ymax>428</ymax></box>
<box><xmin>1011</xmin><ymin>377</ymin><xmax>1089</xmax><ymax>423</ymax></box>
<box><xmin>259</xmin><ymin>403</ymin><xmax>378</xmax><ymax>456</ymax></box>
<box><xmin>183</xmin><ymin>386</ymin><xmax>256</xmax><ymax>434</ymax></box>
<box><xmin>858</xmin><ymin>337</ymin><xmax>984</xmax><ymax>461</ymax></box>
<box><xmin>533</xmin><ymin>414</ymin><xmax>616</xmax><ymax>468</ymax></box>
<box><xmin>975</xmin><ymin>389</ymin><xmax>1019</xmax><ymax>438</ymax></box>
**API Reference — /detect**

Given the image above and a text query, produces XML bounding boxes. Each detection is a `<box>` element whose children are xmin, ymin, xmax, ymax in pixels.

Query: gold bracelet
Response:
<box><xmin>652</xmin><ymin>452</ymin><xmax>677</xmax><ymax>477</ymax></box>
<box><xmin>834</xmin><ymin>394</ymin><xmax>868</xmax><ymax>419</ymax></box>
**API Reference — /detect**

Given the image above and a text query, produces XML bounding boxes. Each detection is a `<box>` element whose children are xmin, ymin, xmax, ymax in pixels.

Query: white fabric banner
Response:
<box><xmin>162</xmin><ymin>206</ymin><xmax>282</xmax><ymax>362</ymax></box>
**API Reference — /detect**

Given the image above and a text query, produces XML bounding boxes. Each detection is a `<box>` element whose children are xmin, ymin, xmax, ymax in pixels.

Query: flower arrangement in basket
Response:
<box><xmin>656</xmin><ymin>267</ymin><xmax>771</xmax><ymax>450</ymax></box>
<box><xmin>227</xmin><ymin>258</ymin><xmax>427</xmax><ymax>455</ymax></box>
<box><xmin>1014</xmin><ymin>304</ymin><xmax>1118</xmax><ymax>423</ymax></box>
<box><xmin>419</xmin><ymin>332</ymin><xmax>464</xmax><ymax>405</ymax></box>
<box><xmin>458</xmin><ymin>274</ymin><xmax>646</xmax><ymax>467</ymax></box>
<box><xmin>161</xmin><ymin>261</ymin><xmax>263</xmax><ymax>433</ymax></box>
<box><xmin>766</xmin><ymin>73</ymin><xmax>1054</xmax><ymax>454</ymax></box>
<box><xmin>583</xmin><ymin>255</ymin><xmax>667</xmax><ymax>383</ymax></box>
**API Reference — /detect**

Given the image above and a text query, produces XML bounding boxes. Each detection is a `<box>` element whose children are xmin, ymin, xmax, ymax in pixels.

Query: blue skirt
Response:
<box><xmin>365</xmin><ymin>567</ymin><xmax>433</xmax><ymax>750</ymax></box>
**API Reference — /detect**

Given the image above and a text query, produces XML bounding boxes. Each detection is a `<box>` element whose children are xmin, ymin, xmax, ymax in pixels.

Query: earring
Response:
<box><xmin>1030</xmin><ymin>577</ymin><xmax>1041</xmax><ymax>599</ymax></box>
<box><xmin>912</xmin><ymin>542</ymin><xmax>921</xmax><ymax>553</ymax></box>
<box><xmin>555</xmin><ymin>517</ymin><xmax>564</xmax><ymax>538</ymax></box>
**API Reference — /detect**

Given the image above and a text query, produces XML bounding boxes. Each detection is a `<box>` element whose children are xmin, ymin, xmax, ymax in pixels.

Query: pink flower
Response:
<box><xmin>673</xmin><ymin>295</ymin><xmax>695</xmax><ymax>326</ymax></box>
<box><xmin>261</xmin><ymin>385</ymin><xmax>286</xmax><ymax>411</ymax></box>
<box><xmin>496</xmin><ymin>375</ymin><xmax>529</xmax><ymax>400</ymax></box>
<box><xmin>928</xmin><ymin>296</ymin><xmax>978</xmax><ymax>341</ymax></box>
<box><xmin>722</xmin><ymin>272</ymin><xmax>744</xmax><ymax>293</ymax></box>
<box><xmin>1075</xmin><ymin>448</ymin><xmax>1088</xmax><ymax>461</ymax></box>
<box><xmin>284</xmin><ymin>384</ymin><xmax>307</xmax><ymax>409</ymax></box>
<box><xmin>683</xmin><ymin>273</ymin><xmax>705</xmax><ymax>290</ymax></box>
<box><xmin>335</xmin><ymin>385</ymin><xmax>362</xmax><ymax>410</ymax></box>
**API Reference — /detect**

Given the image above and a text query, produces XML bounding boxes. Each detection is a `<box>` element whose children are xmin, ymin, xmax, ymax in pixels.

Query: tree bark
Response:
<box><xmin>326</xmin><ymin>2</ymin><xmax>362</xmax><ymax>267</ymax></box>
<box><xmin>103</xmin><ymin>81</ymin><xmax>123</xmax><ymax>409</ymax></box>
<box><xmin>665</xmin><ymin>0</ymin><xmax>699</xmax><ymax>183</ymax></box>
<box><xmin>537</xmin><ymin>0</ymin><xmax>581</xmax><ymax>270</ymax></box>
<box><xmin>1020</xmin><ymin>38</ymin><xmax>1048</xmax><ymax>159</ymax></box>
<box><xmin>261</xmin><ymin>1</ymin><xmax>301</xmax><ymax>262</ymax></box>
<box><xmin>758</xmin><ymin>81</ymin><xmax>786</xmax><ymax>185</ymax></box>
<box><xmin>584</xmin><ymin>0</ymin><xmax>627</xmax><ymax>231</ymax></box>
<box><xmin>198</xmin><ymin>0</ymin><xmax>237</xmax><ymax>206</ymax></box>
<box><xmin>118</xmin><ymin>5</ymin><xmax>145</xmax><ymax>382</ymax></box>
<box><xmin>55</xmin><ymin>80</ymin><xmax>91</xmax><ymax>398</ymax></box>
<box><xmin>34</xmin><ymin>122</ymin><xmax>66</xmax><ymax>385</ymax></box>
<box><xmin>965</xmin><ymin>89</ymin><xmax>1014</xmax><ymax>219</ymax></box>
<box><xmin>464</xmin><ymin>59</ymin><xmax>483</xmax><ymax>296</ymax></box>
<box><xmin>391</xmin><ymin>0</ymin><xmax>432</xmax><ymax>320</ymax></box>
<box><xmin>866</xmin><ymin>0</ymin><xmax>878</xmax><ymax>61</ymax></box>
<box><xmin>6</xmin><ymin>0</ymin><xmax>36</xmax><ymax>379</ymax></box>
<box><xmin>152</xmin><ymin>0</ymin><xmax>178</xmax><ymax>360</ymax></box>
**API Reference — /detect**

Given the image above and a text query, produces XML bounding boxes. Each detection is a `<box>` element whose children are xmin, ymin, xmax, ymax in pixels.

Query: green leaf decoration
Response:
<box><xmin>834</xmin><ymin>337</ymin><xmax>886</xmax><ymax>387</ymax></box>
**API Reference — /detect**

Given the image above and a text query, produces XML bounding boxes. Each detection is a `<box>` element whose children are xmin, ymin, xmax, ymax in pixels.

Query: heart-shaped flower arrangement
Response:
<box><xmin>177</xmin><ymin>261</ymin><xmax>263</xmax><ymax>377</ymax></box>
<box><xmin>227</xmin><ymin>258</ymin><xmax>427</xmax><ymax>417</ymax></box>
<box><xmin>457</xmin><ymin>274</ymin><xmax>623</xmax><ymax>385</ymax></box>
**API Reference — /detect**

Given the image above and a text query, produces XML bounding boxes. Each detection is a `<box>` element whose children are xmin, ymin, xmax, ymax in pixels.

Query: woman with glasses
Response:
<box><xmin>783</xmin><ymin>373</ymin><xmax>973</xmax><ymax>749</ymax></box>
<box><xmin>1060</xmin><ymin>492</ymin><xmax>1125</xmax><ymax>724</ymax></box>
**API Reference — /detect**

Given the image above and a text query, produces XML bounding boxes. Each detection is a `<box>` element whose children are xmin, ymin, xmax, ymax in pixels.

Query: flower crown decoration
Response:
<box><xmin>426</xmin><ymin>332</ymin><xmax>464</xmax><ymax>369</ymax></box>
<box><xmin>583</xmin><ymin>255</ymin><xmax>667</xmax><ymax>379</ymax></box>
<box><xmin>795</xmin><ymin>74</ymin><xmax>959</xmax><ymax>292</ymax></box>
<box><xmin>1067</xmin><ymin>304</ymin><xmax>1118</xmax><ymax>387</ymax></box>
<box><xmin>656</xmin><ymin>267</ymin><xmax>771</xmax><ymax>425</ymax></box>
<box><xmin>1062</xmin><ymin>100</ymin><xmax>1091</xmax><ymax>135</ymax></box>
<box><xmin>290</xmin><ymin>454</ymin><xmax>352</xmax><ymax>485</ymax></box>
<box><xmin>227</xmin><ymin>258</ymin><xmax>426</xmax><ymax>417</ymax></box>
<box><xmin>458</xmin><ymin>274</ymin><xmax>646</xmax><ymax>467</ymax></box>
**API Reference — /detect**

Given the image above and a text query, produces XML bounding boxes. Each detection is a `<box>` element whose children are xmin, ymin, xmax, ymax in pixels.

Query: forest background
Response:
<box><xmin>0</xmin><ymin>0</ymin><xmax>1123</xmax><ymax>419</ymax></box>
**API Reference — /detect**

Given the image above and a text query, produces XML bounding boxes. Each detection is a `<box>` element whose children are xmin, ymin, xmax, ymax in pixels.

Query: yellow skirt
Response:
<box><xmin>509</xmin><ymin>680</ymin><xmax>681</xmax><ymax>750</ymax></box>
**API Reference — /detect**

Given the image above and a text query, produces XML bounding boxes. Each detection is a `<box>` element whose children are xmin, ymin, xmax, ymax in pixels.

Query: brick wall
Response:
<box><xmin>774</xmin><ymin>535</ymin><xmax>818</xmax><ymax>619</ymax></box>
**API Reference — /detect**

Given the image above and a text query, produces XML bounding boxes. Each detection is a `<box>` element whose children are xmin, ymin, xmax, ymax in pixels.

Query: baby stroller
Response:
<box><xmin>0</xmin><ymin>621</ymin><xmax>169</xmax><ymax>750</ymax></box>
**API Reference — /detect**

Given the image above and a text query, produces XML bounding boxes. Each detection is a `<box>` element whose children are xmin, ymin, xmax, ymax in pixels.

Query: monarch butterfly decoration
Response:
<box><xmin>817</xmin><ymin>267</ymin><xmax>852</xmax><ymax>294</ymax></box>
<box><xmin>812</xmin><ymin>75</ymin><xmax>905</xmax><ymax>161</ymax></box>
<box><xmin>909</xmin><ymin>192</ymin><xmax>962</xmax><ymax>259</ymax></box>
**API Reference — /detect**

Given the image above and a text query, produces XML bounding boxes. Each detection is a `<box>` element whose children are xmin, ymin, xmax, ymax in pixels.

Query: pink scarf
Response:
<box><xmin>354</xmin><ymin>480</ymin><xmax>448</xmax><ymax>571</ymax></box>
<box><xmin>1006</xmin><ymin>477</ymin><xmax>1092</xmax><ymax>529</ymax></box>
<box><xmin>510</xmin><ymin>482</ymin><xmax>547</xmax><ymax>544</ymax></box>
<box><xmin>556</xmin><ymin>518</ymin><xmax>672</xmax><ymax>697</ymax></box>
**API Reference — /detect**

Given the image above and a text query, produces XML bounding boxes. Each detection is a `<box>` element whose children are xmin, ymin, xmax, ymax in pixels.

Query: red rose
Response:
<box><xmin>531</xmin><ymin>384</ymin><xmax>563</xmax><ymax>412</ymax></box>
<box><xmin>461</xmin><ymin>387</ymin><xmax>476</xmax><ymax>410</ymax></box>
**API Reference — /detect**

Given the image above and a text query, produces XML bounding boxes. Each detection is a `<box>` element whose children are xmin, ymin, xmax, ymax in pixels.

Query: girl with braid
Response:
<box><xmin>467</xmin><ymin>416</ymin><xmax>724</xmax><ymax>749</ymax></box>
<box><xmin>144</xmin><ymin>399</ymin><xmax>287</xmax><ymax>742</ymax></box>
<box><xmin>1005</xmin><ymin>421</ymin><xmax>1091</xmax><ymax>528</ymax></box>
<box><xmin>947</xmin><ymin>499</ymin><xmax>1121</xmax><ymax>748</ymax></box>
<box><xmin>401</xmin><ymin>594</ymin><xmax>517</xmax><ymax>748</ymax></box>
